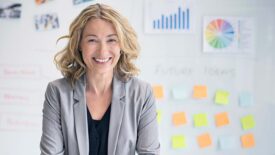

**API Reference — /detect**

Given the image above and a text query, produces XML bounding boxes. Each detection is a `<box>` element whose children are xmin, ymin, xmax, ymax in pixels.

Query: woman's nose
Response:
<box><xmin>98</xmin><ymin>42</ymin><xmax>108</xmax><ymax>53</ymax></box>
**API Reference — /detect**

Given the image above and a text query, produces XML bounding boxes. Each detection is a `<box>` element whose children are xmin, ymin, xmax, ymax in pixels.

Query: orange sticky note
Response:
<box><xmin>152</xmin><ymin>85</ymin><xmax>164</xmax><ymax>99</ymax></box>
<box><xmin>193</xmin><ymin>85</ymin><xmax>207</xmax><ymax>99</ymax></box>
<box><xmin>197</xmin><ymin>133</ymin><xmax>212</xmax><ymax>148</ymax></box>
<box><xmin>241</xmin><ymin>133</ymin><xmax>255</xmax><ymax>148</ymax></box>
<box><xmin>215</xmin><ymin>112</ymin><xmax>229</xmax><ymax>127</ymax></box>
<box><xmin>173</xmin><ymin>112</ymin><xmax>187</xmax><ymax>126</ymax></box>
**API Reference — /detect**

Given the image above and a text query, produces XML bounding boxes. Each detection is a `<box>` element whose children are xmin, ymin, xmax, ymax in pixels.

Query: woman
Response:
<box><xmin>40</xmin><ymin>3</ymin><xmax>160</xmax><ymax>155</ymax></box>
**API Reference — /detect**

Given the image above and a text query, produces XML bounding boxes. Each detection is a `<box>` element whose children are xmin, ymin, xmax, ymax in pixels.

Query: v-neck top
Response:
<box><xmin>87</xmin><ymin>105</ymin><xmax>111</xmax><ymax>155</ymax></box>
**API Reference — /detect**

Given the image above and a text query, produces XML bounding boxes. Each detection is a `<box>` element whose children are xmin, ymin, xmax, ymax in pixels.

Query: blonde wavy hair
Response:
<box><xmin>54</xmin><ymin>3</ymin><xmax>140</xmax><ymax>86</ymax></box>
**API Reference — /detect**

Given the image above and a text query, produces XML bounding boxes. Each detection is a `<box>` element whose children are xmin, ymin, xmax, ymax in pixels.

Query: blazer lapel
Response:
<box><xmin>73</xmin><ymin>75</ymin><xmax>89</xmax><ymax>155</ymax></box>
<box><xmin>108</xmin><ymin>75</ymin><xmax>126</xmax><ymax>155</ymax></box>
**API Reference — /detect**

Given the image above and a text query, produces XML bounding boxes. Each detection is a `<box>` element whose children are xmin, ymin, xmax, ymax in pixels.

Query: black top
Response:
<box><xmin>87</xmin><ymin>105</ymin><xmax>111</xmax><ymax>155</ymax></box>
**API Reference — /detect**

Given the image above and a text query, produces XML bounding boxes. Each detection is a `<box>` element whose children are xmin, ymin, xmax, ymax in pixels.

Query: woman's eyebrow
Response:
<box><xmin>84</xmin><ymin>34</ymin><xmax>117</xmax><ymax>38</ymax></box>
<box><xmin>107</xmin><ymin>34</ymin><xmax>118</xmax><ymax>37</ymax></box>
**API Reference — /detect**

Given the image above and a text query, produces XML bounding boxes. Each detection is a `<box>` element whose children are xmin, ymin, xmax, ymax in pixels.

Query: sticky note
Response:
<box><xmin>194</xmin><ymin>113</ymin><xmax>208</xmax><ymax>127</ymax></box>
<box><xmin>172</xmin><ymin>135</ymin><xmax>186</xmax><ymax>149</ymax></box>
<box><xmin>193</xmin><ymin>85</ymin><xmax>207</xmax><ymax>99</ymax></box>
<box><xmin>152</xmin><ymin>85</ymin><xmax>164</xmax><ymax>99</ymax></box>
<box><xmin>241</xmin><ymin>114</ymin><xmax>255</xmax><ymax>130</ymax></box>
<box><xmin>172</xmin><ymin>112</ymin><xmax>187</xmax><ymax>126</ymax></box>
<box><xmin>197</xmin><ymin>133</ymin><xmax>212</xmax><ymax>148</ymax></box>
<box><xmin>239</xmin><ymin>92</ymin><xmax>254</xmax><ymax>107</ymax></box>
<box><xmin>215</xmin><ymin>112</ymin><xmax>229</xmax><ymax>127</ymax></box>
<box><xmin>241</xmin><ymin>133</ymin><xmax>255</xmax><ymax>148</ymax></box>
<box><xmin>156</xmin><ymin>110</ymin><xmax>162</xmax><ymax>124</ymax></box>
<box><xmin>172</xmin><ymin>86</ymin><xmax>189</xmax><ymax>100</ymax></box>
<box><xmin>218</xmin><ymin>135</ymin><xmax>238</xmax><ymax>150</ymax></box>
<box><xmin>215</xmin><ymin>90</ymin><xmax>229</xmax><ymax>105</ymax></box>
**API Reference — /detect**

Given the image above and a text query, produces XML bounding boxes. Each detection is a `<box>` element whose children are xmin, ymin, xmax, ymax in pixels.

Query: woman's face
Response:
<box><xmin>80</xmin><ymin>18</ymin><xmax>121</xmax><ymax>75</ymax></box>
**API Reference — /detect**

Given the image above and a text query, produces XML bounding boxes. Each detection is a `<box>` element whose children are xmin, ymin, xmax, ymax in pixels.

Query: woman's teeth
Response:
<box><xmin>95</xmin><ymin>58</ymin><xmax>110</xmax><ymax>63</ymax></box>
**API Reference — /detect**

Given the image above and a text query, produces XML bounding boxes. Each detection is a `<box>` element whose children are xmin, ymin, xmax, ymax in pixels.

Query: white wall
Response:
<box><xmin>0</xmin><ymin>0</ymin><xmax>274</xmax><ymax>155</ymax></box>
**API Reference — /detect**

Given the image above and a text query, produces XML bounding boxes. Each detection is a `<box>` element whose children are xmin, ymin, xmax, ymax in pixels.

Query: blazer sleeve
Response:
<box><xmin>136</xmin><ymin>84</ymin><xmax>160</xmax><ymax>155</ymax></box>
<box><xmin>40</xmin><ymin>82</ymin><xmax>65</xmax><ymax>155</ymax></box>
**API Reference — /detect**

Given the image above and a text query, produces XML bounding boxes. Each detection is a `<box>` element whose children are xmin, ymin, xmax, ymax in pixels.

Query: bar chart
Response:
<box><xmin>145</xmin><ymin>0</ymin><xmax>193</xmax><ymax>34</ymax></box>
<box><xmin>152</xmin><ymin>7</ymin><xmax>190</xmax><ymax>30</ymax></box>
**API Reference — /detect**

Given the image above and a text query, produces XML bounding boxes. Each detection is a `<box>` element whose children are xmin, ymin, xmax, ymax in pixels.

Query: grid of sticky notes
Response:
<box><xmin>170</xmin><ymin>113</ymin><xmax>256</xmax><ymax>149</ymax></box>
<box><xmin>152</xmin><ymin>84</ymin><xmax>256</xmax><ymax>150</ymax></box>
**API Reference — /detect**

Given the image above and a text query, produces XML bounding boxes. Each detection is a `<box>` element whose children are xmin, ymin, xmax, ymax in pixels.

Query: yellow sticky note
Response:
<box><xmin>241</xmin><ymin>133</ymin><xmax>255</xmax><ymax>148</ymax></box>
<box><xmin>215</xmin><ymin>112</ymin><xmax>229</xmax><ymax>127</ymax></box>
<box><xmin>197</xmin><ymin>133</ymin><xmax>212</xmax><ymax>148</ymax></box>
<box><xmin>193</xmin><ymin>85</ymin><xmax>207</xmax><ymax>99</ymax></box>
<box><xmin>215</xmin><ymin>90</ymin><xmax>229</xmax><ymax>105</ymax></box>
<box><xmin>156</xmin><ymin>110</ymin><xmax>163</xmax><ymax>124</ymax></box>
<box><xmin>241</xmin><ymin>114</ymin><xmax>255</xmax><ymax>130</ymax></box>
<box><xmin>152</xmin><ymin>85</ymin><xmax>164</xmax><ymax>99</ymax></box>
<box><xmin>194</xmin><ymin>113</ymin><xmax>208</xmax><ymax>127</ymax></box>
<box><xmin>172</xmin><ymin>112</ymin><xmax>187</xmax><ymax>126</ymax></box>
<box><xmin>172</xmin><ymin>135</ymin><xmax>186</xmax><ymax>149</ymax></box>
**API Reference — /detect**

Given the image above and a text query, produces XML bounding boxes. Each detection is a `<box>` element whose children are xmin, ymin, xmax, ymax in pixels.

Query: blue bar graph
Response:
<box><xmin>152</xmin><ymin>6</ymin><xmax>190</xmax><ymax>30</ymax></box>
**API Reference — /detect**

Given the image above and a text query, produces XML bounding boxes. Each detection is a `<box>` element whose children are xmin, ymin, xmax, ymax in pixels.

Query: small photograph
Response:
<box><xmin>35</xmin><ymin>0</ymin><xmax>53</xmax><ymax>5</ymax></box>
<box><xmin>0</xmin><ymin>2</ymin><xmax>22</xmax><ymax>19</ymax></box>
<box><xmin>73</xmin><ymin>0</ymin><xmax>94</xmax><ymax>5</ymax></box>
<box><xmin>34</xmin><ymin>13</ymin><xmax>59</xmax><ymax>31</ymax></box>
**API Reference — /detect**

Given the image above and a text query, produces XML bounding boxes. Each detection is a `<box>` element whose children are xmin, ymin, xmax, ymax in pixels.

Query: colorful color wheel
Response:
<box><xmin>205</xmin><ymin>19</ymin><xmax>234</xmax><ymax>49</ymax></box>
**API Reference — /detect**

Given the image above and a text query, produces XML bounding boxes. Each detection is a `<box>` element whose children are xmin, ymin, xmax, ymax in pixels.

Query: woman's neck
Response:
<box><xmin>86</xmin><ymin>71</ymin><xmax>113</xmax><ymax>96</ymax></box>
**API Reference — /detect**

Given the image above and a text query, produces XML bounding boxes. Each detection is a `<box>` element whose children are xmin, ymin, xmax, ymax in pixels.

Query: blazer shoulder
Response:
<box><xmin>48</xmin><ymin>77</ymin><xmax>71</xmax><ymax>89</ymax></box>
<box><xmin>126</xmin><ymin>76</ymin><xmax>151</xmax><ymax>90</ymax></box>
<box><xmin>45</xmin><ymin>77</ymin><xmax>73</xmax><ymax>96</ymax></box>
<box><xmin>124</xmin><ymin>77</ymin><xmax>154</xmax><ymax>100</ymax></box>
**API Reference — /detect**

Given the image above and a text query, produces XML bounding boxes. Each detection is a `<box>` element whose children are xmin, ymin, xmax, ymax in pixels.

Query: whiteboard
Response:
<box><xmin>0</xmin><ymin>0</ymin><xmax>274</xmax><ymax>154</ymax></box>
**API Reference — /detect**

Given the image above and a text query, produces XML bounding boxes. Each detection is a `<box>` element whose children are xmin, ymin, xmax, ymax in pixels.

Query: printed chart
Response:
<box><xmin>203</xmin><ymin>17</ymin><xmax>255</xmax><ymax>53</ymax></box>
<box><xmin>145</xmin><ymin>0</ymin><xmax>194</xmax><ymax>34</ymax></box>
<box><xmin>205</xmin><ymin>19</ymin><xmax>234</xmax><ymax>49</ymax></box>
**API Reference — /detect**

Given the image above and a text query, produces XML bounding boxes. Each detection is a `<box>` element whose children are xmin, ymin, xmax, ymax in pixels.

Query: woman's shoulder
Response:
<box><xmin>47</xmin><ymin>77</ymin><xmax>72</xmax><ymax>90</ymax></box>
<box><xmin>125</xmin><ymin>76</ymin><xmax>152</xmax><ymax>92</ymax></box>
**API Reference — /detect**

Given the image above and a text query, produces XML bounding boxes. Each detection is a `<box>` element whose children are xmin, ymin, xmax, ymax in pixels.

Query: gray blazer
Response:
<box><xmin>40</xmin><ymin>75</ymin><xmax>160</xmax><ymax>155</ymax></box>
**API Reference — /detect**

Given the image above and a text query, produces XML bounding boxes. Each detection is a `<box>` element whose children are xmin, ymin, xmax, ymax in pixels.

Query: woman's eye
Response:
<box><xmin>88</xmin><ymin>39</ymin><xmax>97</xmax><ymax>42</ymax></box>
<box><xmin>108</xmin><ymin>39</ymin><xmax>117</xmax><ymax>43</ymax></box>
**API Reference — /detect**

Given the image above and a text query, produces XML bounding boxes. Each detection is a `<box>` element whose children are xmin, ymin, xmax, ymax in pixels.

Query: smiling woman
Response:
<box><xmin>54</xmin><ymin>3</ymin><xmax>140</xmax><ymax>85</ymax></box>
<box><xmin>80</xmin><ymin>19</ymin><xmax>121</xmax><ymax>76</ymax></box>
<box><xmin>40</xmin><ymin>3</ymin><xmax>160</xmax><ymax>155</ymax></box>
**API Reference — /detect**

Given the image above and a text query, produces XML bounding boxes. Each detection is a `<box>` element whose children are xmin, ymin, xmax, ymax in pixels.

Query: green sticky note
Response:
<box><xmin>156</xmin><ymin>110</ymin><xmax>162</xmax><ymax>124</ymax></box>
<box><xmin>194</xmin><ymin>113</ymin><xmax>208</xmax><ymax>127</ymax></box>
<box><xmin>172</xmin><ymin>135</ymin><xmax>186</xmax><ymax>149</ymax></box>
<box><xmin>241</xmin><ymin>115</ymin><xmax>255</xmax><ymax>130</ymax></box>
<box><xmin>215</xmin><ymin>90</ymin><xmax>229</xmax><ymax>105</ymax></box>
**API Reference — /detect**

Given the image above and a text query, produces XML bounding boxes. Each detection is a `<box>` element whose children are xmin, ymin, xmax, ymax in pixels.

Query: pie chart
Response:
<box><xmin>205</xmin><ymin>19</ymin><xmax>235</xmax><ymax>49</ymax></box>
